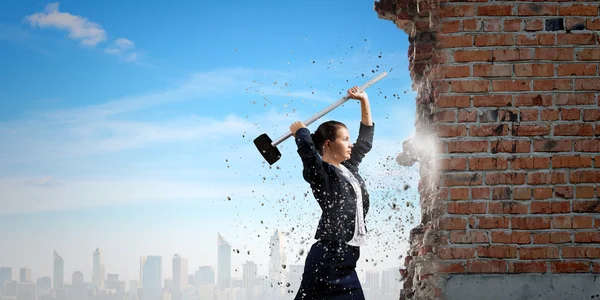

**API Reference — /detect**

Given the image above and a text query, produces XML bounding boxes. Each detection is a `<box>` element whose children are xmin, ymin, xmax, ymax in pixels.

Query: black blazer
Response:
<box><xmin>294</xmin><ymin>122</ymin><xmax>374</xmax><ymax>243</ymax></box>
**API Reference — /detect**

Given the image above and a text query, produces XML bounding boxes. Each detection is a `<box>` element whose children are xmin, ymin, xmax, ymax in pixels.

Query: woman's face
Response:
<box><xmin>325</xmin><ymin>127</ymin><xmax>353</xmax><ymax>161</ymax></box>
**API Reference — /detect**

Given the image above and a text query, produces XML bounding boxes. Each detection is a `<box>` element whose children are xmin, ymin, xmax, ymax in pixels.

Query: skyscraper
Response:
<box><xmin>72</xmin><ymin>271</ymin><xmax>84</xmax><ymax>286</ymax></box>
<box><xmin>141</xmin><ymin>256</ymin><xmax>162</xmax><ymax>300</ymax></box>
<box><xmin>19</xmin><ymin>267</ymin><xmax>31</xmax><ymax>282</ymax></box>
<box><xmin>268</xmin><ymin>229</ymin><xmax>288</xmax><ymax>295</ymax></box>
<box><xmin>194</xmin><ymin>266</ymin><xmax>215</xmax><ymax>286</ymax></box>
<box><xmin>242</xmin><ymin>261</ymin><xmax>257</xmax><ymax>300</ymax></box>
<box><xmin>0</xmin><ymin>267</ymin><xmax>11</xmax><ymax>296</ymax></box>
<box><xmin>92</xmin><ymin>248</ymin><xmax>105</xmax><ymax>288</ymax></box>
<box><xmin>53</xmin><ymin>250</ymin><xmax>64</xmax><ymax>290</ymax></box>
<box><xmin>172</xmin><ymin>254</ymin><xmax>188</xmax><ymax>300</ymax></box>
<box><xmin>217</xmin><ymin>233</ymin><xmax>231</xmax><ymax>290</ymax></box>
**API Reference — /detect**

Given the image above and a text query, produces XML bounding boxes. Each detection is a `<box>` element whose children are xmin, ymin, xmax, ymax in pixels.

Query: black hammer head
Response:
<box><xmin>253</xmin><ymin>133</ymin><xmax>281</xmax><ymax>165</ymax></box>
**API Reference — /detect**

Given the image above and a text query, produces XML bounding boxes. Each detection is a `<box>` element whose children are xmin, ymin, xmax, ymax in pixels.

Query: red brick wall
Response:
<box><xmin>375</xmin><ymin>0</ymin><xmax>599</xmax><ymax>299</ymax></box>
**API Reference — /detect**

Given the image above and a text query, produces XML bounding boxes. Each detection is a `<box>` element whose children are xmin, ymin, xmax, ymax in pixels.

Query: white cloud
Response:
<box><xmin>23</xmin><ymin>2</ymin><xmax>141</xmax><ymax>62</ymax></box>
<box><xmin>24</xmin><ymin>2</ymin><xmax>106</xmax><ymax>47</ymax></box>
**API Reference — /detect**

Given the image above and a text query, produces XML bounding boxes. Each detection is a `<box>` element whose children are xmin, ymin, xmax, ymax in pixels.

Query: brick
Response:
<box><xmin>519</xmin><ymin>246</ymin><xmax>559</xmax><ymax>259</ymax></box>
<box><xmin>595</xmin><ymin>262</ymin><xmax>600</xmax><ymax>273</ymax></box>
<box><xmin>458</xmin><ymin>109</ymin><xmax>477</xmax><ymax>122</ymax></box>
<box><xmin>520</xmin><ymin>109</ymin><xmax>538</xmax><ymax>121</ymax></box>
<box><xmin>448</xmin><ymin>141</ymin><xmax>488</xmax><ymax>153</ymax></box>
<box><xmin>462</xmin><ymin>19</ymin><xmax>481</xmax><ymax>32</ymax></box>
<box><xmin>442</xmin><ymin>65</ymin><xmax>471</xmax><ymax>78</ymax></box>
<box><xmin>469</xmin><ymin>124</ymin><xmax>509</xmax><ymax>137</ymax></box>
<box><xmin>492</xmin><ymin>80</ymin><xmax>531</xmax><ymax>92</ymax></box>
<box><xmin>576</xmin><ymin>49</ymin><xmax>600</xmax><ymax>60</ymax></box>
<box><xmin>587</xmin><ymin>18</ymin><xmax>600</xmax><ymax>30</ymax></box>
<box><xmin>513</xmin><ymin>94</ymin><xmax>552</xmax><ymax>106</ymax></box>
<box><xmin>436</xmin><ymin>124</ymin><xmax>467</xmax><ymax>137</ymax></box>
<box><xmin>491</xmin><ymin>140</ymin><xmax>530</xmax><ymax>153</ymax></box>
<box><xmin>562</xmin><ymin>246</ymin><xmax>600</xmax><ymax>258</ymax></box>
<box><xmin>557</xmin><ymin>63</ymin><xmax>597</xmax><ymax>76</ymax></box>
<box><xmin>554</xmin><ymin>124</ymin><xmax>594</xmax><ymax>136</ymax></box>
<box><xmin>442</xmin><ymin>20</ymin><xmax>461</xmax><ymax>34</ymax></box>
<box><xmin>533</xmin><ymin>139</ymin><xmax>572</xmax><ymax>152</ymax></box>
<box><xmin>469</xmin><ymin>216</ymin><xmax>509</xmax><ymax>229</ymax></box>
<box><xmin>559</xmin><ymin>4</ymin><xmax>599</xmax><ymax>16</ymax></box>
<box><xmin>512</xmin><ymin>217</ymin><xmax>552</xmax><ymax>230</ymax></box>
<box><xmin>493</xmin><ymin>49</ymin><xmax>533</xmax><ymax>61</ymax></box>
<box><xmin>550</xmin><ymin>261</ymin><xmax>591</xmax><ymax>273</ymax></box>
<box><xmin>512</xmin><ymin>157</ymin><xmax>550</xmax><ymax>170</ymax></box>
<box><xmin>437</xmin><ymin>262</ymin><xmax>466</xmax><ymax>274</ymax></box>
<box><xmin>516</xmin><ymin>33</ymin><xmax>556</xmax><ymax>46</ymax></box>
<box><xmin>528</xmin><ymin>172</ymin><xmax>567</xmax><ymax>185</ymax></box>
<box><xmin>486</xmin><ymin>172</ymin><xmax>526</xmax><ymax>185</ymax></box>
<box><xmin>532</xmin><ymin>232</ymin><xmax>572</xmax><ymax>244</ymax></box>
<box><xmin>439</xmin><ymin>158</ymin><xmax>467</xmax><ymax>171</ymax></box>
<box><xmin>477</xmin><ymin>245</ymin><xmax>517</xmax><ymax>258</ymax></box>
<box><xmin>515</xmin><ymin>64</ymin><xmax>554</xmax><ymax>77</ymax></box>
<box><xmin>574</xmin><ymin>232</ymin><xmax>600</xmax><ymax>243</ymax></box>
<box><xmin>478</xmin><ymin>5</ymin><xmax>514</xmax><ymax>16</ymax></box>
<box><xmin>488</xmin><ymin>201</ymin><xmax>528</xmax><ymax>214</ymax></box>
<box><xmin>533</xmin><ymin>188</ymin><xmax>553</xmax><ymax>199</ymax></box>
<box><xmin>560</xmin><ymin>108</ymin><xmax>581</xmax><ymax>121</ymax></box>
<box><xmin>455</xmin><ymin>50</ymin><xmax>492</xmax><ymax>62</ymax></box>
<box><xmin>530</xmin><ymin>201</ymin><xmax>571</xmax><ymax>214</ymax></box>
<box><xmin>553</xmin><ymin>215</ymin><xmax>572</xmax><ymax>228</ymax></box>
<box><xmin>524</xmin><ymin>19</ymin><xmax>544</xmax><ymax>31</ymax></box>
<box><xmin>484</xmin><ymin>19</ymin><xmax>501</xmax><ymax>32</ymax></box>
<box><xmin>533</xmin><ymin>79</ymin><xmax>573</xmax><ymax>91</ymax></box>
<box><xmin>513</xmin><ymin>124</ymin><xmax>551</xmax><ymax>136</ymax></box>
<box><xmin>491</xmin><ymin>231</ymin><xmax>530</xmax><ymax>244</ymax></box>
<box><xmin>504</xmin><ymin>19</ymin><xmax>522</xmax><ymax>32</ymax></box>
<box><xmin>473</xmin><ymin>95</ymin><xmax>512</xmax><ymax>107</ymax></box>
<box><xmin>574</xmin><ymin>140</ymin><xmax>600</xmax><ymax>152</ymax></box>
<box><xmin>518</xmin><ymin>4</ymin><xmax>558</xmax><ymax>16</ymax></box>
<box><xmin>552</xmin><ymin>155</ymin><xmax>593</xmax><ymax>168</ymax></box>
<box><xmin>499</xmin><ymin>109</ymin><xmax>519</xmax><ymax>122</ymax></box>
<box><xmin>440</xmin><ymin>4</ymin><xmax>476</xmax><ymax>18</ymax></box>
<box><xmin>573</xmin><ymin>201</ymin><xmax>600</xmax><ymax>213</ymax></box>
<box><xmin>439</xmin><ymin>217</ymin><xmax>468</xmax><ymax>230</ymax></box>
<box><xmin>437</xmin><ymin>35</ymin><xmax>473</xmax><ymax>48</ymax></box>
<box><xmin>541</xmin><ymin>109</ymin><xmax>559</xmax><ymax>121</ymax></box>
<box><xmin>443</xmin><ymin>173</ymin><xmax>483</xmax><ymax>186</ymax></box>
<box><xmin>469</xmin><ymin>157</ymin><xmax>508</xmax><ymax>170</ymax></box>
<box><xmin>437</xmin><ymin>247</ymin><xmax>476</xmax><ymax>260</ymax></box>
<box><xmin>575</xmin><ymin>79</ymin><xmax>600</xmax><ymax>91</ymax></box>
<box><xmin>473</xmin><ymin>64</ymin><xmax>512</xmax><ymax>77</ymax></box>
<box><xmin>475</xmin><ymin>34</ymin><xmax>514</xmax><ymax>46</ymax></box>
<box><xmin>471</xmin><ymin>187</ymin><xmax>490</xmax><ymax>200</ymax></box>
<box><xmin>569</xmin><ymin>170</ymin><xmax>600</xmax><ymax>183</ymax></box>
<box><xmin>583</xmin><ymin>109</ymin><xmax>600</xmax><ymax>121</ymax></box>
<box><xmin>572</xmin><ymin>216</ymin><xmax>595</xmax><ymax>229</ymax></box>
<box><xmin>556</xmin><ymin>93</ymin><xmax>595</xmax><ymax>105</ymax></box>
<box><xmin>509</xmin><ymin>261</ymin><xmax>547</xmax><ymax>273</ymax></box>
<box><xmin>566</xmin><ymin>18</ymin><xmax>587</xmax><ymax>31</ymax></box>
<box><xmin>466</xmin><ymin>260</ymin><xmax>506</xmax><ymax>273</ymax></box>
<box><xmin>450</xmin><ymin>80</ymin><xmax>490</xmax><ymax>93</ymax></box>
<box><xmin>555</xmin><ymin>186</ymin><xmax>574</xmax><ymax>199</ymax></box>
<box><xmin>436</xmin><ymin>95</ymin><xmax>470</xmax><ymax>108</ymax></box>
<box><xmin>536</xmin><ymin>48</ymin><xmax>574</xmax><ymax>61</ymax></box>
<box><xmin>447</xmin><ymin>202</ymin><xmax>487</xmax><ymax>214</ymax></box>
<box><xmin>450</xmin><ymin>231</ymin><xmax>489</xmax><ymax>244</ymax></box>
<box><xmin>450</xmin><ymin>187</ymin><xmax>469</xmax><ymax>200</ymax></box>
<box><xmin>434</xmin><ymin>110</ymin><xmax>457</xmax><ymax>122</ymax></box>
<box><xmin>557</xmin><ymin>33</ymin><xmax>597</xmax><ymax>45</ymax></box>
<box><xmin>492</xmin><ymin>187</ymin><xmax>513</xmax><ymax>200</ymax></box>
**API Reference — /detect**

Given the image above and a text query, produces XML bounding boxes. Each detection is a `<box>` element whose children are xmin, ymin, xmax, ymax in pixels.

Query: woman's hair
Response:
<box><xmin>310</xmin><ymin>120</ymin><xmax>347</xmax><ymax>156</ymax></box>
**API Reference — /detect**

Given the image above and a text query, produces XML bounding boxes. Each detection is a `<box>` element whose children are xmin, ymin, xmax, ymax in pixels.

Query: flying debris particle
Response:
<box><xmin>227</xmin><ymin>197</ymin><xmax>231</xmax><ymax>201</ymax></box>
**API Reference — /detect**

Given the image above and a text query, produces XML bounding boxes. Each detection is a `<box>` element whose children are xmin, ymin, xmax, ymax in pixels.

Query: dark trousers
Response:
<box><xmin>294</xmin><ymin>240</ymin><xmax>365</xmax><ymax>300</ymax></box>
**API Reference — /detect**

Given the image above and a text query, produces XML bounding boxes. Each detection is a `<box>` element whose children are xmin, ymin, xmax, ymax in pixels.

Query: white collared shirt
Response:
<box><xmin>334</xmin><ymin>164</ymin><xmax>366</xmax><ymax>247</ymax></box>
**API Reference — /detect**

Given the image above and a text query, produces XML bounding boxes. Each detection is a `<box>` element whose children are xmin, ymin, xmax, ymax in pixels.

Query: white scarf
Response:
<box><xmin>335</xmin><ymin>164</ymin><xmax>366</xmax><ymax>247</ymax></box>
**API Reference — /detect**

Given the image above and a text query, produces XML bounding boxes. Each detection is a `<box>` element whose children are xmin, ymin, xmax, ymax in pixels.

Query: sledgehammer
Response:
<box><xmin>253</xmin><ymin>71</ymin><xmax>388</xmax><ymax>165</ymax></box>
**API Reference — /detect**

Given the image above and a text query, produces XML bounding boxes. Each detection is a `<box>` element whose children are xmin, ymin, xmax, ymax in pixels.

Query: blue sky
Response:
<box><xmin>0</xmin><ymin>1</ymin><xmax>420</xmax><ymax>283</ymax></box>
